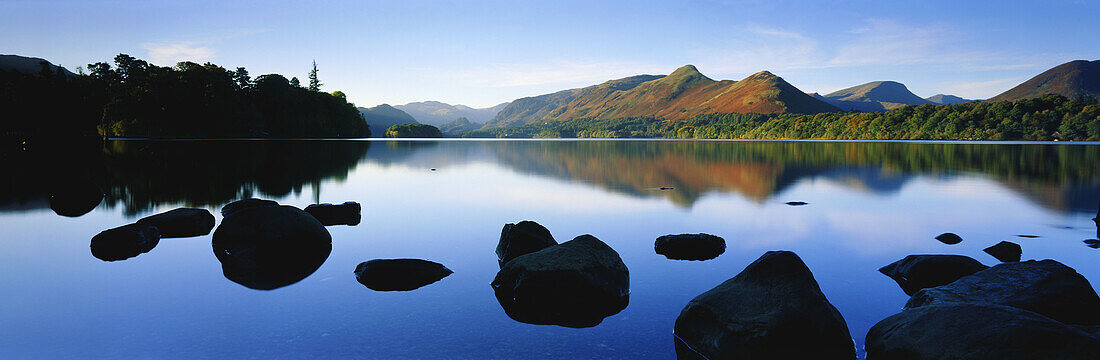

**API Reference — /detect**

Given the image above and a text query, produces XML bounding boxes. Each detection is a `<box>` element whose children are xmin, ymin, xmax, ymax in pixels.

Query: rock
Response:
<box><xmin>354</xmin><ymin>259</ymin><xmax>453</xmax><ymax>291</ymax></box>
<box><xmin>866</xmin><ymin>304</ymin><xmax>1100</xmax><ymax>360</ymax></box>
<box><xmin>1085</xmin><ymin>239</ymin><xmax>1100</xmax><ymax>249</ymax></box>
<box><xmin>654</xmin><ymin>233</ymin><xmax>726</xmax><ymax>261</ymax></box>
<box><xmin>785</xmin><ymin>201</ymin><xmax>808</xmax><ymax>206</ymax></box>
<box><xmin>878</xmin><ymin>255</ymin><xmax>988</xmax><ymax>296</ymax></box>
<box><xmin>212</xmin><ymin>205</ymin><xmax>332</xmax><ymax>290</ymax></box>
<box><xmin>674</xmin><ymin>251</ymin><xmax>855</xmax><ymax>360</ymax></box>
<box><xmin>90</xmin><ymin>223</ymin><xmax>160</xmax><ymax>261</ymax></box>
<box><xmin>659</xmin><ymin>187</ymin><xmax>674</xmax><ymax>190</ymax></box>
<box><xmin>495</xmin><ymin>220</ymin><xmax>557</xmax><ymax>266</ymax></box>
<box><xmin>136</xmin><ymin>208</ymin><xmax>215</xmax><ymax>238</ymax></box>
<box><xmin>304</xmin><ymin>201</ymin><xmax>361</xmax><ymax>226</ymax></box>
<box><xmin>934</xmin><ymin>232</ymin><xmax>963</xmax><ymax>244</ymax></box>
<box><xmin>491</xmin><ymin>234</ymin><xmax>629</xmax><ymax>328</ymax></box>
<box><xmin>220</xmin><ymin>198</ymin><xmax>278</xmax><ymax>217</ymax></box>
<box><xmin>48</xmin><ymin>180</ymin><xmax>103</xmax><ymax>217</ymax></box>
<box><xmin>1016</xmin><ymin>234</ymin><xmax>1040</xmax><ymax>238</ymax></box>
<box><xmin>984</xmin><ymin>241</ymin><xmax>1022</xmax><ymax>262</ymax></box>
<box><xmin>905</xmin><ymin>259</ymin><xmax>1100</xmax><ymax>325</ymax></box>
<box><xmin>1073</xmin><ymin>325</ymin><xmax>1100</xmax><ymax>337</ymax></box>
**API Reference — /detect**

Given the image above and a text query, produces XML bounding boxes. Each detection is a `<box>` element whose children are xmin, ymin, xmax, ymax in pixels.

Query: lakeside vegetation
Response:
<box><xmin>385</xmin><ymin>124</ymin><xmax>443</xmax><ymax>138</ymax></box>
<box><xmin>460</xmin><ymin>94</ymin><xmax>1100</xmax><ymax>141</ymax></box>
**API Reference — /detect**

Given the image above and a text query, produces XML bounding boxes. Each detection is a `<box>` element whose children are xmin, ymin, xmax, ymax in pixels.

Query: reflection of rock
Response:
<box><xmin>878</xmin><ymin>255</ymin><xmax>988</xmax><ymax>295</ymax></box>
<box><xmin>674</xmin><ymin>251</ymin><xmax>855</xmax><ymax>360</ymax></box>
<box><xmin>90</xmin><ymin>223</ymin><xmax>160</xmax><ymax>261</ymax></box>
<box><xmin>220</xmin><ymin>198</ymin><xmax>279</xmax><ymax>217</ymax></box>
<box><xmin>354</xmin><ymin>259</ymin><xmax>453</xmax><ymax>291</ymax></box>
<box><xmin>984</xmin><ymin>241</ymin><xmax>1022</xmax><ymax>262</ymax></box>
<box><xmin>491</xmin><ymin>235</ymin><xmax>629</xmax><ymax>328</ymax></box>
<box><xmin>48</xmin><ymin>180</ymin><xmax>103</xmax><ymax>217</ymax></box>
<box><xmin>136</xmin><ymin>208</ymin><xmax>215</xmax><ymax>238</ymax></box>
<box><xmin>935</xmin><ymin>232</ymin><xmax>963</xmax><ymax>245</ymax></box>
<box><xmin>654</xmin><ymin>233</ymin><xmax>725</xmax><ymax>261</ymax></box>
<box><xmin>495</xmin><ymin>220</ymin><xmax>556</xmax><ymax>266</ymax></box>
<box><xmin>304</xmin><ymin>201</ymin><xmax>361</xmax><ymax>226</ymax></box>
<box><xmin>212</xmin><ymin>204</ymin><xmax>332</xmax><ymax>290</ymax></box>
<box><xmin>906</xmin><ymin>260</ymin><xmax>1100</xmax><ymax>325</ymax></box>
<box><xmin>1085</xmin><ymin>239</ymin><xmax>1100</xmax><ymax>249</ymax></box>
<box><xmin>866</xmin><ymin>304</ymin><xmax>1100</xmax><ymax>360</ymax></box>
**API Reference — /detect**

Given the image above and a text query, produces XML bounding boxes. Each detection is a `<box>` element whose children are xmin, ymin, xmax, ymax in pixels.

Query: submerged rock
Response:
<box><xmin>983</xmin><ymin>241</ymin><xmax>1022</xmax><ymax>262</ymax></box>
<box><xmin>220</xmin><ymin>198</ymin><xmax>279</xmax><ymax>217</ymax></box>
<box><xmin>674</xmin><ymin>251</ymin><xmax>855</xmax><ymax>360</ymax></box>
<box><xmin>866</xmin><ymin>304</ymin><xmax>1100</xmax><ymax>360</ymax></box>
<box><xmin>304</xmin><ymin>201</ymin><xmax>361</xmax><ymax>226</ymax></box>
<box><xmin>354</xmin><ymin>259</ymin><xmax>453</xmax><ymax>291</ymax></box>
<box><xmin>785</xmin><ymin>201</ymin><xmax>808</xmax><ymax>206</ymax></box>
<box><xmin>934</xmin><ymin>232</ymin><xmax>963</xmax><ymax>244</ymax></box>
<box><xmin>48</xmin><ymin>180</ymin><xmax>103</xmax><ymax>217</ymax></box>
<box><xmin>878</xmin><ymin>255</ymin><xmax>988</xmax><ymax>296</ymax></box>
<box><xmin>213</xmin><ymin>204</ymin><xmax>332</xmax><ymax>290</ymax></box>
<box><xmin>654</xmin><ymin>233</ymin><xmax>725</xmax><ymax>261</ymax></box>
<box><xmin>495</xmin><ymin>220</ymin><xmax>556</xmax><ymax>266</ymax></box>
<box><xmin>491</xmin><ymin>234</ymin><xmax>629</xmax><ymax>328</ymax></box>
<box><xmin>136</xmin><ymin>208</ymin><xmax>215</xmax><ymax>238</ymax></box>
<box><xmin>90</xmin><ymin>223</ymin><xmax>160</xmax><ymax>261</ymax></box>
<box><xmin>905</xmin><ymin>259</ymin><xmax>1100</xmax><ymax>325</ymax></box>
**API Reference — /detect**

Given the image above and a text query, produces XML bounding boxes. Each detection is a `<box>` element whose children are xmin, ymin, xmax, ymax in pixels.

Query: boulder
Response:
<box><xmin>212</xmin><ymin>205</ymin><xmax>332</xmax><ymax>290</ymax></box>
<box><xmin>1085</xmin><ymin>239</ymin><xmax>1100</xmax><ymax>249</ymax></box>
<box><xmin>495</xmin><ymin>220</ymin><xmax>557</xmax><ymax>266</ymax></box>
<box><xmin>90</xmin><ymin>223</ymin><xmax>160</xmax><ymax>261</ymax></box>
<box><xmin>220</xmin><ymin>198</ymin><xmax>279</xmax><ymax>217</ymax></box>
<box><xmin>491</xmin><ymin>234</ymin><xmax>629</xmax><ymax>328</ymax></box>
<box><xmin>905</xmin><ymin>259</ymin><xmax>1100</xmax><ymax>325</ymax></box>
<box><xmin>983</xmin><ymin>240</ymin><xmax>1021</xmax><ymax>262</ymax></box>
<box><xmin>866</xmin><ymin>304</ymin><xmax>1100</xmax><ymax>360</ymax></box>
<box><xmin>785</xmin><ymin>201</ymin><xmax>808</xmax><ymax>206</ymax></box>
<box><xmin>136</xmin><ymin>208</ymin><xmax>215</xmax><ymax>238</ymax></box>
<box><xmin>354</xmin><ymin>259</ymin><xmax>453</xmax><ymax>291</ymax></box>
<box><xmin>654</xmin><ymin>233</ymin><xmax>725</xmax><ymax>261</ymax></box>
<box><xmin>674</xmin><ymin>251</ymin><xmax>855</xmax><ymax>360</ymax></box>
<box><xmin>304</xmin><ymin>201</ymin><xmax>361</xmax><ymax>226</ymax></box>
<box><xmin>934</xmin><ymin>232</ymin><xmax>963</xmax><ymax>245</ymax></box>
<box><xmin>48</xmin><ymin>180</ymin><xmax>103</xmax><ymax>217</ymax></box>
<box><xmin>878</xmin><ymin>255</ymin><xmax>988</xmax><ymax>295</ymax></box>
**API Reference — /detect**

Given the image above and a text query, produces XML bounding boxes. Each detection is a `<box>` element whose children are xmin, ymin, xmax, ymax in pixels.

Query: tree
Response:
<box><xmin>331</xmin><ymin>91</ymin><xmax>346</xmax><ymax>100</ymax></box>
<box><xmin>232</xmin><ymin>67</ymin><xmax>251</xmax><ymax>91</ymax></box>
<box><xmin>308</xmin><ymin>60</ymin><xmax>321</xmax><ymax>91</ymax></box>
<box><xmin>290</xmin><ymin>77</ymin><xmax>301</xmax><ymax>88</ymax></box>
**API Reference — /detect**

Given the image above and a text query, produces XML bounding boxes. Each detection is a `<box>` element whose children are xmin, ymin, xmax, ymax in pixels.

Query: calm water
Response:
<box><xmin>1</xmin><ymin>139</ymin><xmax>1098</xmax><ymax>359</ymax></box>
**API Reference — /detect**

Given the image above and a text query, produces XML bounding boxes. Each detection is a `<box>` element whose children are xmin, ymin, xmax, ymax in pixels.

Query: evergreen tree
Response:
<box><xmin>290</xmin><ymin>77</ymin><xmax>301</xmax><ymax>88</ymax></box>
<box><xmin>308</xmin><ymin>60</ymin><xmax>321</xmax><ymax>91</ymax></box>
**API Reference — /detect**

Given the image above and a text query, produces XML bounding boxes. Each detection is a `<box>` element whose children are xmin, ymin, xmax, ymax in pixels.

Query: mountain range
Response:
<box><xmin>358</xmin><ymin>104</ymin><xmax>419</xmax><ymax>137</ymax></box>
<box><xmin>394</xmin><ymin>101</ymin><xmax>509</xmax><ymax>127</ymax></box>
<box><xmin>813</xmin><ymin>81</ymin><xmax>934</xmax><ymax>111</ymax></box>
<box><xmin>0</xmin><ymin>54</ymin><xmax>75</xmax><ymax>77</ymax></box>
<box><xmin>988</xmin><ymin>60</ymin><xmax>1100</xmax><ymax>102</ymax></box>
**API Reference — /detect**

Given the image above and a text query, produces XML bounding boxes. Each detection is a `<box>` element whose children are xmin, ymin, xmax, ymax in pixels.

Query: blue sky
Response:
<box><xmin>2</xmin><ymin>0</ymin><xmax>1097</xmax><ymax>108</ymax></box>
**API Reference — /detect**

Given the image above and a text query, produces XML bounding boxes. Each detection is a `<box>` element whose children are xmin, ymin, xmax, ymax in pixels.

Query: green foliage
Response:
<box><xmin>385</xmin><ymin>124</ymin><xmax>443</xmax><ymax>138</ymax></box>
<box><xmin>308</xmin><ymin>60</ymin><xmax>321</xmax><ymax>92</ymax></box>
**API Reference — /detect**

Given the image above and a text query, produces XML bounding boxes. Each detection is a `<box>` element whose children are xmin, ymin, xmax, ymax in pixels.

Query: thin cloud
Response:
<box><xmin>143</xmin><ymin>42</ymin><xmax>216</xmax><ymax>65</ymax></box>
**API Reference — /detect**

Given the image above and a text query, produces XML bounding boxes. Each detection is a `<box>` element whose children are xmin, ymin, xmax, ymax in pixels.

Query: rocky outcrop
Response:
<box><xmin>212</xmin><ymin>204</ymin><xmax>332</xmax><ymax>290</ymax></box>
<box><xmin>934</xmin><ymin>232</ymin><xmax>963</xmax><ymax>245</ymax></box>
<box><xmin>304</xmin><ymin>201</ymin><xmax>361</xmax><ymax>226</ymax></box>
<box><xmin>354</xmin><ymin>259</ymin><xmax>453</xmax><ymax>291</ymax></box>
<box><xmin>136</xmin><ymin>208</ymin><xmax>215</xmax><ymax>238</ymax></box>
<box><xmin>984</xmin><ymin>241</ymin><xmax>1022</xmax><ymax>262</ymax></box>
<box><xmin>654</xmin><ymin>233</ymin><xmax>725</xmax><ymax>261</ymax></box>
<box><xmin>220</xmin><ymin>198</ymin><xmax>278</xmax><ymax>217</ymax></box>
<box><xmin>90</xmin><ymin>223</ymin><xmax>160</xmax><ymax>261</ymax></box>
<box><xmin>491</xmin><ymin>234</ymin><xmax>628</xmax><ymax>328</ymax></box>
<box><xmin>878</xmin><ymin>255</ymin><xmax>988</xmax><ymax>295</ymax></box>
<box><xmin>674</xmin><ymin>251</ymin><xmax>855</xmax><ymax>360</ymax></box>
<box><xmin>495</xmin><ymin>220</ymin><xmax>556</xmax><ymax>266</ymax></box>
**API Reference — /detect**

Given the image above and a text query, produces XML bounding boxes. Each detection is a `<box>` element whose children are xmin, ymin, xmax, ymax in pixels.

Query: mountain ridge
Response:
<box><xmin>395</xmin><ymin>101</ymin><xmax>509</xmax><ymax>127</ymax></box>
<box><xmin>988</xmin><ymin>60</ymin><xmax>1100</xmax><ymax>102</ymax></box>
<box><xmin>819</xmin><ymin>81</ymin><xmax>932</xmax><ymax>111</ymax></box>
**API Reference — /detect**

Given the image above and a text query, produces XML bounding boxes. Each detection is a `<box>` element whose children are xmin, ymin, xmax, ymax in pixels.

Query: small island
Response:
<box><xmin>384</xmin><ymin>124</ymin><xmax>443</xmax><ymax>138</ymax></box>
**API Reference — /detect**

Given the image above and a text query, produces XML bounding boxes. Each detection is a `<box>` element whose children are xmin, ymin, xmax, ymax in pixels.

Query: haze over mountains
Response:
<box><xmin>988</xmin><ymin>60</ymin><xmax>1100</xmax><ymax>102</ymax></box>
<box><xmin>394</xmin><ymin>101</ymin><xmax>509</xmax><ymax>127</ymax></box>
<box><xmin>357</xmin><ymin>104</ymin><xmax>419</xmax><ymax>137</ymax></box>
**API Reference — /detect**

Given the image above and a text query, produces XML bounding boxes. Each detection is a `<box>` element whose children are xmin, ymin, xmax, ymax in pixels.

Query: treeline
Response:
<box><xmin>1</xmin><ymin>54</ymin><xmax>369</xmax><ymax>138</ymax></box>
<box><xmin>459</xmin><ymin>94</ymin><xmax>1100</xmax><ymax>141</ymax></box>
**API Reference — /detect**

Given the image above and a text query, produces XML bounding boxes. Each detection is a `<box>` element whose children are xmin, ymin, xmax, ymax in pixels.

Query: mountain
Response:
<box><xmin>394</xmin><ymin>101</ymin><xmax>510</xmax><ymax>127</ymax></box>
<box><xmin>358</xmin><ymin>104</ymin><xmax>419</xmax><ymax>137</ymax></box>
<box><xmin>439</xmin><ymin>117</ymin><xmax>480</xmax><ymax>135</ymax></box>
<box><xmin>483</xmin><ymin>65</ymin><xmax>839</xmax><ymax>128</ymax></box>
<box><xmin>820</xmin><ymin>81</ymin><xmax>932</xmax><ymax>111</ymax></box>
<box><xmin>0</xmin><ymin>54</ymin><xmax>76</xmax><ymax>77</ymax></box>
<box><xmin>988</xmin><ymin>60</ymin><xmax>1100</xmax><ymax>102</ymax></box>
<box><xmin>925</xmin><ymin>94</ymin><xmax>976</xmax><ymax>105</ymax></box>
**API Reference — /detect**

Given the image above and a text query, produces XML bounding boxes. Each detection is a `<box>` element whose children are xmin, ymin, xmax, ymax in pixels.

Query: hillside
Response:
<box><xmin>439</xmin><ymin>117</ymin><xmax>480</xmax><ymax>135</ymax></box>
<box><xmin>989</xmin><ymin>60</ymin><xmax>1100</xmax><ymax>102</ymax></box>
<box><xmin>925</xmin><ymin>94</ymin><xmax>975</xmax><ymax>105</ymax></box>
<box><xmin>0</xmin><ymin>54</ymin><xmax>75</xmax><ymax>77</ymax></box>
<box><xmin>395</xmin><ymin>101</ymin><xmax>509</xmax><ymax>126</ymax></box>
<box><xmin>358</xmin><ymin>104</ymin><xmax>419</xmax><ymax>137</ymax></box>
<box><xmin>483</xmin><ymin>65</ymin><xmax>837</xmax><ymax>128</ymax></box>
<box><xmin>820</xmin><ymin>81</ymin><xmax>932</xmax><ymax>111</ymax></box>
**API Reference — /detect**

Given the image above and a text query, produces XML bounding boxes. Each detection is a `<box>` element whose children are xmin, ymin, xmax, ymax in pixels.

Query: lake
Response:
<box><xmin>1</xmin><ymin>139</ymin><xmax>1098</xmax><ymax>359</ymax></box>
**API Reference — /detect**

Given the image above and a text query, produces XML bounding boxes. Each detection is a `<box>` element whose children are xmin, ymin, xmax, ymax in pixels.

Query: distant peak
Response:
<box><xmin>669</xmin><ymin>64</ymin><xmax>702</xmax><ymax>77</ymax></box>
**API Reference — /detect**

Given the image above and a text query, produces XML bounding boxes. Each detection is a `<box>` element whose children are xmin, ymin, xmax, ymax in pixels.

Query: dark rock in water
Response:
<box><xmin>674</xmin><ymin>251</ymin><xmax>855</xmax><ymax>360</ymax></box>
<box><xmin>495</xmin><ymin>220</ymin><xmax>557</xmax><ymax>266</ymax></box>
<box><xmin>220</xmin><ymin>198</ymin><xmax>279</xmax><ymax>217</ymax></box>
<box><xmin>304</xmin><ymin>201</ymin><xmax>361</xmax><ymax>226</ymax></box>
<box><xmin>90</xmin><ymin>223</ymin><xmax>160</xmax><ymax>261</ymax></box>
<box><xmin>491</xmin><ymin>234</ymin><xmax>629</xmax><ymax>328</ymax></box>
<box><xmin>1072</xmin><ymin>324</ymin><xmax>1100</xmax><ymax>337</ymax></box>
<box><xmin>785</xmin><ymin>201</ymin><xmax>808</xmax><ymax>206</ymax></box>
<box><xmin>1016</xmin><ymin>234</ymin><xmax>1040</xmax><ymax>238</ymax></box>
<box><xmin>934</xmin><ymin>232</ymin><xmax>963</xmax><ymax>245</ymax></box>
<box><xmin>654</xmin><ymin>233</ymin><xmax>725</xmax><ymax>261</ymax></box>
<box><xmin>866</xmin><ymin>304</ymin><xmax>1100</xmax><ymax>360</ymax></box>
<box><xmin>48</xmin><ymin>180</ymin><xmax>103</xmax><ymax>217</ymax></box>
<box><xmin>213</xmin><ymin>205</ymin><xmax>332</xmax><ymax>290</ymax></box>
<box><xmin>659</xmin><ymin>187</ymin><xmax>674</xmax><ymax>190</ymax></box>
<box><xmin>906</xmin><ymin>259</ymin><xmax>1100</xmax><ymax>325</ymax></box>
<box><xmin>354</xmin><ymin>259</ymin><xmax>453</xmax><ymax>291</ymax></box>
<box><xmin>878</xmin><ymin>255</ymin><xmax>988</xmax><ymax>296</ymax></box>
<box><xmin>1085</xmin><ymin>239</ymin><xmax>1100</xmax><ymax>249</ymax></box>
<box><xmin>136</xmin><ymin>208</ymin><xmax>215</xmax><ymax>238</ymax></box>
<box><xmin>984</xmin><ymin>241</ymin><xmax>1022</xmax><ymax>262</ymax></box>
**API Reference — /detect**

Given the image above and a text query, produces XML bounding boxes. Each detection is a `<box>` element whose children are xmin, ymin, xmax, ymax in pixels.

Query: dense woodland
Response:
<box><xmin>460</xmin><ymin>94</ymin><xmax>1100</xmax><ymax>141</ymax></box>
<box><xmin>1</xmin><ymin>54</ymin><xmax>369</xmax><ymax>138</ymax></box>
<box><xmin>385</xmin><ymin>124</ymin><xmax>443</xmax><ymax>138</ymax></box>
